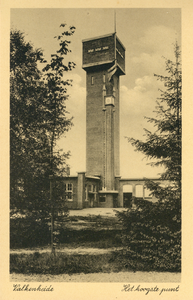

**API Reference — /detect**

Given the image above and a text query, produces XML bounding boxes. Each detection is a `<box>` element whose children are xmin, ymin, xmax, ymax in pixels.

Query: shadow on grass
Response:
<box><xmin>10</xmin><ymin>252</ymin><xmax>129</xmax><ymax>275</ymax></box>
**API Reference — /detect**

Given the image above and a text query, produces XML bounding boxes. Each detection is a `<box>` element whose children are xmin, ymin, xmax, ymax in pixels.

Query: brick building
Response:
<box><xmin>56</xmin><ymin>32</ymin><xmax>164</xmax><ymax>209</ymax></box>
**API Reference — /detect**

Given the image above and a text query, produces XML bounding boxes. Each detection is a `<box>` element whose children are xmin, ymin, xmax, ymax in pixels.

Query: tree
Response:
<box><xmin>128</xmin><ymin>42</ymin><xmax>181</xmax><ymax>216</ymax></box>
<box><xmin>10</xmin><ymin>24</ymin><xmax>76</xmax><ymax>221</ymax></box>
<box><xmin>42</xmin><ymin>23</ymin><xmax>76</xmax><ymax>178</ymax></box>
<box><xmin>116</xmin><ymin>43</ymin><xmax>181</xmax><ymax>272</ymax></box>
<box><xmin>10</xmin><ymin>30</ymin><xmax>50</xmax><ymax>215</ymax></box>
<box><xmin>41</xmin><ymin>24</ymin><xmax>76</xmax><ymax>252</ymax></box>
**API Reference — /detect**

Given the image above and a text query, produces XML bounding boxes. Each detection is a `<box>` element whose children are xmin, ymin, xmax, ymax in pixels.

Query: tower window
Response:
<box><xmin>91</xmin><ymin>76</ymin><xmax>94</xmax><ymax>85</ymax></box>
<box><xmin>103</xmin><ymin>74</ymin><xmax>106</xmax><ymax>83</ymax></box>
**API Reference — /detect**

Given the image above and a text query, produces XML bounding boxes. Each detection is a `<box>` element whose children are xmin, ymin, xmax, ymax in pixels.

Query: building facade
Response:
<box><xmin>56</xmin><ymin>173</ymin><xmax>166</xmax><ymax>209</ymax></box>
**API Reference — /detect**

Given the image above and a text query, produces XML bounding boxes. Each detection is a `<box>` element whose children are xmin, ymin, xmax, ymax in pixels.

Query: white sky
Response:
<box><xmin>11</xmin><ymin>8</ymin><xmax>181</xmax><ymax>178</ymax></box>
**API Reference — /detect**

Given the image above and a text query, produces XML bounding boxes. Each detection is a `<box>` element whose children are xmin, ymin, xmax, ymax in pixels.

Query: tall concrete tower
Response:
<box><xmin>82</xmin><ymin>32</ymin><xmax>125</xmax><ymax>207</ymax></box>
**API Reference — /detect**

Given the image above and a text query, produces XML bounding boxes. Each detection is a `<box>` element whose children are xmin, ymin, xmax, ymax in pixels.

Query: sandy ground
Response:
<box><xmin>10</xmin><ymin>271</ymin><xmax>181</xmax><ymax>282</ymax></box>
<box><xmin>68</xmin><ymin>208</ymin><xmax>126</xmax><ymax>217</ymax></box>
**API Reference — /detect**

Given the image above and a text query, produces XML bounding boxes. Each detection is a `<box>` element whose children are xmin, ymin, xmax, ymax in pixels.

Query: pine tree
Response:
<box><xmin>116</xmin><ymin>43</ymin><xmax>181</xmax><ymax>272</ymax></box>
<box><xmin>128</xmin><ymin>42</ymin><xmax>181</xmax><ymax>216</ymax></box>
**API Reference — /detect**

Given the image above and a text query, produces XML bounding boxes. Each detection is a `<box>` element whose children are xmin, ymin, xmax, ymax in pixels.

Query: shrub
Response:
<box><xmin>10</xmin><ymin>216</ymin><xmax>50</xmax><ymax>248</ymax></box>
<box><xmin>116</xmin><ymin>199</ymin><xmax>181</xmax><ymax>272</ymax></box>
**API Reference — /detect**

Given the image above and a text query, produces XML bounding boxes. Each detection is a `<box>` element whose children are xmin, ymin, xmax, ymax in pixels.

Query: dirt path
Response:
<box><xmin>10</xmin><ymin>247</ymin><xmax>122</xmax><ymax>255</ymax></box>
<box><xmin>10</xmin><ymin>271</ymin><xmax>181</xmax><ymax>282</ymax></box>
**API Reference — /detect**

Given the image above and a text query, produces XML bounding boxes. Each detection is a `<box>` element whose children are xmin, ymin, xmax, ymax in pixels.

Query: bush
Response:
<box><xmin>116</xmin><ymin>199</ymin><xmax>181</xmax><ymax>272</ymax></box>
<box><xmin>10</xmin><ymin>216</ymin><xmax>50</xmax><ymax>248</ymax></box>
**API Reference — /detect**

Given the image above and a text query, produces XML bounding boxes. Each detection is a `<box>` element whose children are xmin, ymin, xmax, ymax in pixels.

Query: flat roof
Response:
<box><xmin>82</xmin><ymin>32</ymin><xmax>114</xmax><ymax>42</ymax></box>
<box><xmin>119</xmin><ymin>177</ymin><xmax>162</xmax><ymax>181</ymax></box>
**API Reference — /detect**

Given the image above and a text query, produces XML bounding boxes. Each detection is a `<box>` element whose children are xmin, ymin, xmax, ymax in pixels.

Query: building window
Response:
<box><xmin>91</xmin><ymin>76</ymin><xmax>94</xmax><ymax>85</ymax></box>
<box><xmin>135</xmin><ymin>185</ymin><xmax>143</xmax><ymax>198</ymax></box>
<box><xmin>88</xmin><ymin>184</ymin><xmax>93</xmax><ymax>192</ymax></box>
<box><xmin>123</xmin><ymin>185</ymin><xmax>132</xmax><ymax>193</ymax></box>
<box><xmin>103</xmin><ymin>74</ymin><xmax>106</xmax><ymax>83</ymax></box>
<box><xmin>64</xmin><ymin>183</ymin><xmax>73</xmax><ymax>201</ymax></box>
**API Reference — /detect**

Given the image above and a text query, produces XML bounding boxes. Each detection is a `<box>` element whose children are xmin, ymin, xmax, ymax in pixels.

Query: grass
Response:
<box><xmin>10</xmin><ymin>252</ymin><xmax>130</xmax><ymax>275</ymax></box>
<box><xmin>10</xmin><ymin>250</ymin><xmax>181</xmax><ymax>275</ymax></box>
<box><xmin>57</xmin><ymin>239</ymin><xmax>121</xmax><ymax>249</ymax></box>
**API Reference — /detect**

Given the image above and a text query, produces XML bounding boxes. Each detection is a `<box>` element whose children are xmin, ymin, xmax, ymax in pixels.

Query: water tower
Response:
<box><xmin>82</xmin><ymin>32</ymin><xmax>125</xmax><ymax>207</ymax></box>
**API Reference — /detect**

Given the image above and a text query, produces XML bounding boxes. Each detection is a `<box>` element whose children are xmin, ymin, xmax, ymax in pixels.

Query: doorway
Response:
<box><xmin>123</xmin><ymin>185</ymin><xmax>133</xmax><ymax>208</ymax></box>
<box><xmin>123</xmin><ymin>192</ymin><xmax>132</xmax><ymax>208</ymax></box>
<box><xmin>89</xmin><ymin>194</ymin><xmax>94</xmax><ymax>208</ymax></box>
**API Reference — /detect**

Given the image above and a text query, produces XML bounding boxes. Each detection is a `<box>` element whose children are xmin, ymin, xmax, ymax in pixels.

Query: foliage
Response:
<box><xmin>118</xmin><ymin>43</ymin><xmax>182</xmax><ymax>272</ymax></box>
<box><xmin>10</xmin><ymin>25</ymin><xmax>75</xmax><ymax>219</ymax></box>
<box><xmin>41</xmin><ymin>24</ymin><xmax>76</xmax><ymax>176</ymax></box>
<box><xmin>128</xmin><ymin>42</ymin><xmax>181</xmax><ymax>206</ymax></box>
<box><xmin>10</xmin><ymin>30</ymin><xmax>49</xmax><ymax>215</ymax></box>
<box><xmin>10</xmin><ymin>216</ymin><xmax>50</xmax><ymax>248</ymax></box>
<box><xmin>116</xmin><ymin>200</ymin><xmax>181</xmax><ymax>272</ymax></box>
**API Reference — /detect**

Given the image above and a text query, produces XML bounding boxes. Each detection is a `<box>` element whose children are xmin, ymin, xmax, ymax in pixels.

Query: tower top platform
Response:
<box><xmin>82</xmin><ymin>32</ymin><xmax>125</xmax><ymax>75</ymax></box>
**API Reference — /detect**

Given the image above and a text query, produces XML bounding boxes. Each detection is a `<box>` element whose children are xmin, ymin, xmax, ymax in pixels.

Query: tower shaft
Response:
<box><xmin>86</xmin><ymin>70</ymin><xmax>120</xmax><ymax>186</ymax></box>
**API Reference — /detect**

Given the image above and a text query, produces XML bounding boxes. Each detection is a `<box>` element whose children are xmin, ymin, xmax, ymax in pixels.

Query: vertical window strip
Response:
<box><xmin>64</xmin><ymin>182</ymin><xmax>73</xmax><ymax>201</ymax></box>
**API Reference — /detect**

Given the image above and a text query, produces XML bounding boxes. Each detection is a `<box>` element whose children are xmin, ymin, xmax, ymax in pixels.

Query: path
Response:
<box><xmin>69</xmin><ymin>208</ymin><xmax>126</xmax><ymax>217</ymax></box>
<box><xmin>10</xmin><ymin>246</ymin><xmax>122</xmax><ymax>255</ymax></box>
